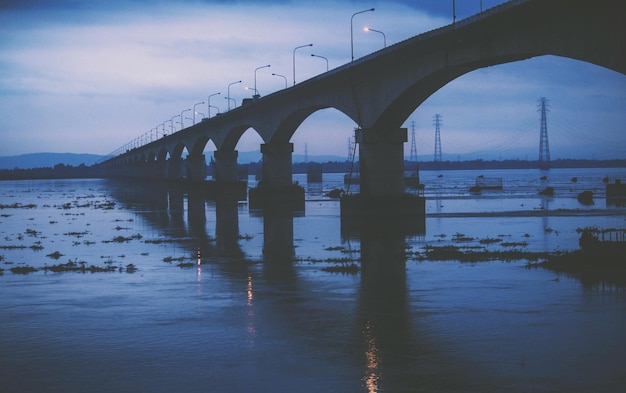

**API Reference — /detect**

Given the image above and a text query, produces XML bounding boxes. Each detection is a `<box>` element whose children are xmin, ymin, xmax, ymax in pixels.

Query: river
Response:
<box><xmin>1</xmin><ymin>167</ymin><xmax>625</xmax><ymax>392</ymax></box>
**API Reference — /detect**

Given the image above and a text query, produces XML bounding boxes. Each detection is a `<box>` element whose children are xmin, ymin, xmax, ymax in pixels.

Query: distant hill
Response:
<box><xmin>0</xmin><ymin>153</ymin><xmax>107</xmax><ymax>169</ymax></box>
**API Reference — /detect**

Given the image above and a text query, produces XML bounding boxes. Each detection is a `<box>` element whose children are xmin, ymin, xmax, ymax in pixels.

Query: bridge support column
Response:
<box><xmin>213</xmin><ymin>150</ymin><xmax>239</xmax><ymax>182</ymax></box>
<box><xmin>357</xmin><ymin>127</ymin><xmax>406</xmax><ymax>196</ymax></box>
<box><xmin>168</xmin><ymin>157</ymin><xmax>184</xmax><ymax>181</ymax></box>
<box><xmin>186</xmin><ymin>154</ymin><xmax>207</xmax><ymax>182</ymax></box>
<box><xmin>207</xmin><ymin>149</ymin><xmax>247</xmax><ymax>201</ymax></box>
<box><xmin>341</xmin><ymin>127</ymin><xmax>425</xmax><ymax>220</ymax></box>
<box><xmin>154</xmin><ymin>159</ymin><xmax>168</xmax><ymax>180</ymax></box>
<box><xmin>249</xmin><ymin>142</ymin><xmax>304</xmax><ymax>210</ymax></box>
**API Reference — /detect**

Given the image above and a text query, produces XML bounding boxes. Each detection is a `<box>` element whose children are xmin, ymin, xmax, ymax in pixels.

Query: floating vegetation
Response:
<box><xmin>177</xmin><ymin>262</ymin><xmax>195</xmax><ymax>268</ymax></box>
<box><xmin>417</xmin><ymin>245</ymin><xmax>552</xmax><ymax>263</ymax></box>
<box><xmin>25</xmin><ymin>228</ymin><xmax>40</xmax><ymax>237</ymax></box>
<box><xmin>41</xmin><ymin>259</ymin><xmax>138</xmax><ymax>273</ymax></box>
<box><xmin>238</xmin><ymin>234</ymin><xmax>254</xmax><ymax>240</ymax></box>
<box><xmin>479</xmin><ymin>238</ymin><xmax>502</xmax><ymax>244</ymax></box>
<box><xmin>30</xmin><ymin>244</ymin><xmax>44</xmax><ymax>251</ymax></box>
<box><xmin>145</xmin><ymin>238</ymin><xmax>179</xmax><ymax>244</ymax></box>
<box><xmin>501</xmin><ymin>241</ymin><xmax>529</xmax><ymax>248</ymax></box>
<box><xmin>321</xmin><ymin>263</ymin><xmax>360</xmax><ymax>274</ymax></box>
<box><xmin>0</xmin><ymin>203</ymin><xmax>36</xmax><ymax>209</ymax></box>
<box><xmin>64</xmin><ymin>231</ymin><xmax>90</xmax><ymax>238</ymax></box>
<box><xmin>0</xmin><ymin>245</ymin><xmax>27</xmax><ymax>250</ymax></box>
<box><xmin>452</xmin><ymin>233</ymin><xmax>474</xmax><ymax>242</ymax></box>
<box><xmin>10</xmin><ymin>265</ymin><xmax>38</xmax><ymax>275</ymax></box>
<box><xmin>163</xmin><ymin>256</ymin><xmax>187</xmax><ymax>263</ymax></box>
<box><xmin>46</xmin><ymin>251</ymin><xmax>64</xmax><ymax>259</ymax></box>
<box><xmin>324</xmin><ymin>246</ymin><xmax>345</xmax><ymax>251</ymax></box>
<box><xmin>103</xmin><ymin>234</ymin><xmax>143</xmax><ymax>243</ymax></box>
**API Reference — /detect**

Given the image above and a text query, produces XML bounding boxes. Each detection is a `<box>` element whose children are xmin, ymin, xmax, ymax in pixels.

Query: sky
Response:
<box><xmin>1</xmin><ymin>0</ymin><xmax>625</xmax><ymax>161</ymax></box>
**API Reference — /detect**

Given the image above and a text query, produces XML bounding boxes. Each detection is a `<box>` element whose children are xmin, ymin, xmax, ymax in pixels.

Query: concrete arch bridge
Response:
<box><xmin>98</xmin><ymin>0</ymin><xmax>625</xmax><ymax>214</ymax></box>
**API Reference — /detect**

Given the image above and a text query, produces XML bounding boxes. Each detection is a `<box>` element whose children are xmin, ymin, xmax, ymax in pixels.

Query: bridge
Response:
<box><xmin>98</xmin><ymin>0</ymin><xmax>625</xmax><ymax>214</ymax></box>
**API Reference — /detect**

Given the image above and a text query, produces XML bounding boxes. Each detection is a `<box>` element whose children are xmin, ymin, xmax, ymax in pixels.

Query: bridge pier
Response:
<box><xmin>186</xmin><ymin>154</ymin><xmax>207</xmax><ymax>182</ymax></box>
<box><xmin>341</xmin><ymin>127</ymin><xmax>425</xmax><ymax>220</ymax></box>
<box><xmin>249</xmin><ymin>142</ymin><xmax>304</xmax><ymax>210</ymax></box>
<box><xmin>168</xmin><ymin>157</ymin><xmax>184</xmax><ymax>181</ymax></box>
<box><xmin>207</xmin><ymin>149</ymin><xmax>247</xmax><ymax>200</ymax></box>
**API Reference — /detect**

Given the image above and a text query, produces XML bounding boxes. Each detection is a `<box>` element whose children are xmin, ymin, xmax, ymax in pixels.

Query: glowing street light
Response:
<box><xmin>364</xmin><ymin>26</ymin><xmax>386</xmax><ymax>48</ymax></box>
<box><xmin>208</xmin><ymin>92</ymin><xmax>220</xmax><ymax>117</ymax></box>
<box><xmin>227</xmin><ymin>80</ymin><xmax>241</xmax><ymax>110</ymax></box>
<box><xmin>245</xmin><ymin>86</ymin><xmax>259</xmax><ymax>96</ymax></box>
<box><xmin>272</xmin><ymin>73</ymin><xmax>287</xmax><ymax>88</ymax></box>
<box><xmin>254</xmin><ymin>64</ymin><xmax>270</xmax><ymax>96</ymax></box>
<box><xmin>311</xmin><ymin>54</ymin><xmax>329</xmax><ymax>71</ymax></box>
<box><xmin>351</xmin><ymin>8</ymin><xmax>374</xmax><ymax>61</ymax></box>
<box><xmin>293</xmin><ymin>43</ymin><xmax>312</xmax><ymax>85</ymax></box>
<box><xmin>193</xmin><ymin>102</ymin><xmax>204</xmax><ymax>124</ymax></box>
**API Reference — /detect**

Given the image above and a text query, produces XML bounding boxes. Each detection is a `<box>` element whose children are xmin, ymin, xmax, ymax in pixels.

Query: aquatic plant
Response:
<box><xmin>321</xmin><ymin>263</ymin><xmax>359</xmax><ymax>274</ymax></box>
<box><xmin>46</xmin><ymin>251</ymin><xmax>64</xmax><ymax>259</ymax></box>
<box><xmin>10</xmin><ymin>265</ymin><xmax>38</xmax><ymax>274</ymax></box>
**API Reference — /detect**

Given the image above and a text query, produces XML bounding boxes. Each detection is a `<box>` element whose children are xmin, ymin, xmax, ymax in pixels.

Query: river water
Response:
<box><xmin>1</xmin><ymin>167</ymin><xmax>625</xmax><ymax>392</ymax></box>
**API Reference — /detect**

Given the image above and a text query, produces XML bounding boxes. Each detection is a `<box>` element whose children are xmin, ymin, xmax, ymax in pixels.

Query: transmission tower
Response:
<box><xmin>433</xmin><ymin>114</ymin><xmax>443</xmax><ymax>162</ymax></box>
<box><xmin>538</xmin><ymin>97</ymin><xmax>550</xmax><ymax>168</ymax></box>
<box><xmin>409</xmin><ymin>120</ymin><xmax>418</xmax><ymax>162</ymax></box>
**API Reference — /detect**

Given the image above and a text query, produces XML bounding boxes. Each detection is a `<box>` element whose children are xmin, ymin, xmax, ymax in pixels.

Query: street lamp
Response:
<box><xmin>351</xmin><ymin>8</ymin><xmax>374</xmax><ymax>61</ymax></box>
<box><xmin>293</xmin><ymin>43</ymin><xmax>312</xmax><ymax>85</ymax></box>
<box><xmin>227</xmin><ymin>80</ymin><xmax>241</xmax><ymax>110</ymax></box>
<box><xmin>170</xmin><ymin>115</ymin><xmax>179</xmax><ymax>133</ymax></box>
<box><xmin>254</xmin><ymin>64</ymin><xmax>270</xmax><ymax>96</ymax></box>
<box><xmin>311</xmin><ymin>54</ymin><xmax>329</xmax><ymax>71</ymax></box>
<box><xmin>193</xmin><ymin>102</ymin><xmax>204</xmax><ymax>124</ymax></box>
<box><xmin>453</xmin><ymin>0</ymin><xmax>456</xmax><ymax>23</ymax></box>
<box><xmin>161</xmin><ymin>122</ymin><xmax>167</xmax><ymax>137</ymax></box>
<box><xmin>272</xmin><ymin>73</ymin><xmax>288</xmax><ymax>88</ymax></box>
<box><xmin>180</xmin><ymin>109</ymin><xmax>191</xmax><ymax>129</ymax></box>
<box><xmin>364</xmin><ymin>26</ymin><xmax>386</xmax><ymax>48</ymax></box>
<box><xmin>225</xmin><ymin>96</ymin><xmax>236</xmax><ymax>109</ymax></box>
<box><xmin>208</xmin><ymin>92</ymin><xmax>220</xmax><ymax>117</ymax></box>
<box><xmin>245</xmin><ymin>86</ymin><xmax>259</xmax><ymax>96</ymax></box>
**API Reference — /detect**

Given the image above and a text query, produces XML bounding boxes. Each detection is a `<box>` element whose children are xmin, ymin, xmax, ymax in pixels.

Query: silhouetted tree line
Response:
<box><xmin>0</xmin><ymin>163</ymin><xmax>100</xmax><ymax>180</ymax></box>
<box><xmin>1</xmin><ymin>158</ymin><xmax>624</xmax><ymax>181</ymax></box>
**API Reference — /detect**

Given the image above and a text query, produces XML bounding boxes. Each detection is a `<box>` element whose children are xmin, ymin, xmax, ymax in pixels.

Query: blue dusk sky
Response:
<box><xmin>1</xmin><ymin>0</ymin><xmax>624</xmax><ymax>161</ymax></box>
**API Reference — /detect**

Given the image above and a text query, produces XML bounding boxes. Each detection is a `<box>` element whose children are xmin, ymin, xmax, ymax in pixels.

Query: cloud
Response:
<box><xmin>0</xmin><ymin>0</ymin><xmax>624</xmax><ymax>160</ymax></box>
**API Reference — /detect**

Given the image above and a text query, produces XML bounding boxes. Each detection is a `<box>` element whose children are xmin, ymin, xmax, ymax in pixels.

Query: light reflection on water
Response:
<box><xmin>0</xmin><ymin>168</ymin><xmax>625</xmax><ymax>392</ymax></box>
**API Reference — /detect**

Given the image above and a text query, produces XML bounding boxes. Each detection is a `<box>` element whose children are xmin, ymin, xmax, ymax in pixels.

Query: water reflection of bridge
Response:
<box><xmin>105</xmin><ymin>179</ymin><xmax>471</xmax><ymax>391</ymax></box>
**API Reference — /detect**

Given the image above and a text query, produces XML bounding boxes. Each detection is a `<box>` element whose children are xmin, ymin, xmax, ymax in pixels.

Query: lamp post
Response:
<box><xmin>161</xmin><ymin>122</ymin><xmax>167</xmax><ymax>137</ymax></box>
<box><xmin>254</xmin><ymin>64</ymin><xmax>270</xmax><ymax>96</ymax></box>
<box><xmin>245</xmin><ymin>86</ymin><xmax>259</xmax><ymax>96</ymax></box>
<box><xmin>225</xmin><ymin>96</ymin><xmax>236</xmax><ymax>109</ymax></box>
<box><xmin>227</xmin><ymin>81</ymin><xmax>241</xmax><ymax>110</ymax></box>
<box><xmin>180</xmin><ymin>109</ymin><xmax>191</xmax><ymax>129</ymax></box>
<box><xmin>311</xmin><ymin>54</ymin><xmax>329</xmax><ymax>71</ymax></box>
<box><xmin>453</xmin><ymin>0</ymin><xmax>456</xmax><ymax>24</ymax></box>
<box><xmin>364</xmin><ymin>26</ymin><xmax>386</xmax><ymax>48</ymax></box>
<box><xmin>272</xmin><ymin>73</ymin><xmax>288</xmax><ymax>88</ymax></box>
<box><xmin>193</xmin><ymin>102</ymin><xmax>204</xmax><ymax>124</ymax></box>
<box><xmin>351</xmin><ymin>8</ymin><xmax>374</xmax><ymax>61</ymax></box>
<box><xmin>170</xmin><ymin>116</ymin><xmax>179</xmax><ymax>133</ymax></box>
<box><xmin>208</xmin><ymin>92</ymin><xmax>220</xmax><ymax>117</ymax></box>
<box><xmin>293</xmin><ymin>43</ymin><xmax>312</xmax><ymax>85</ymax></box>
